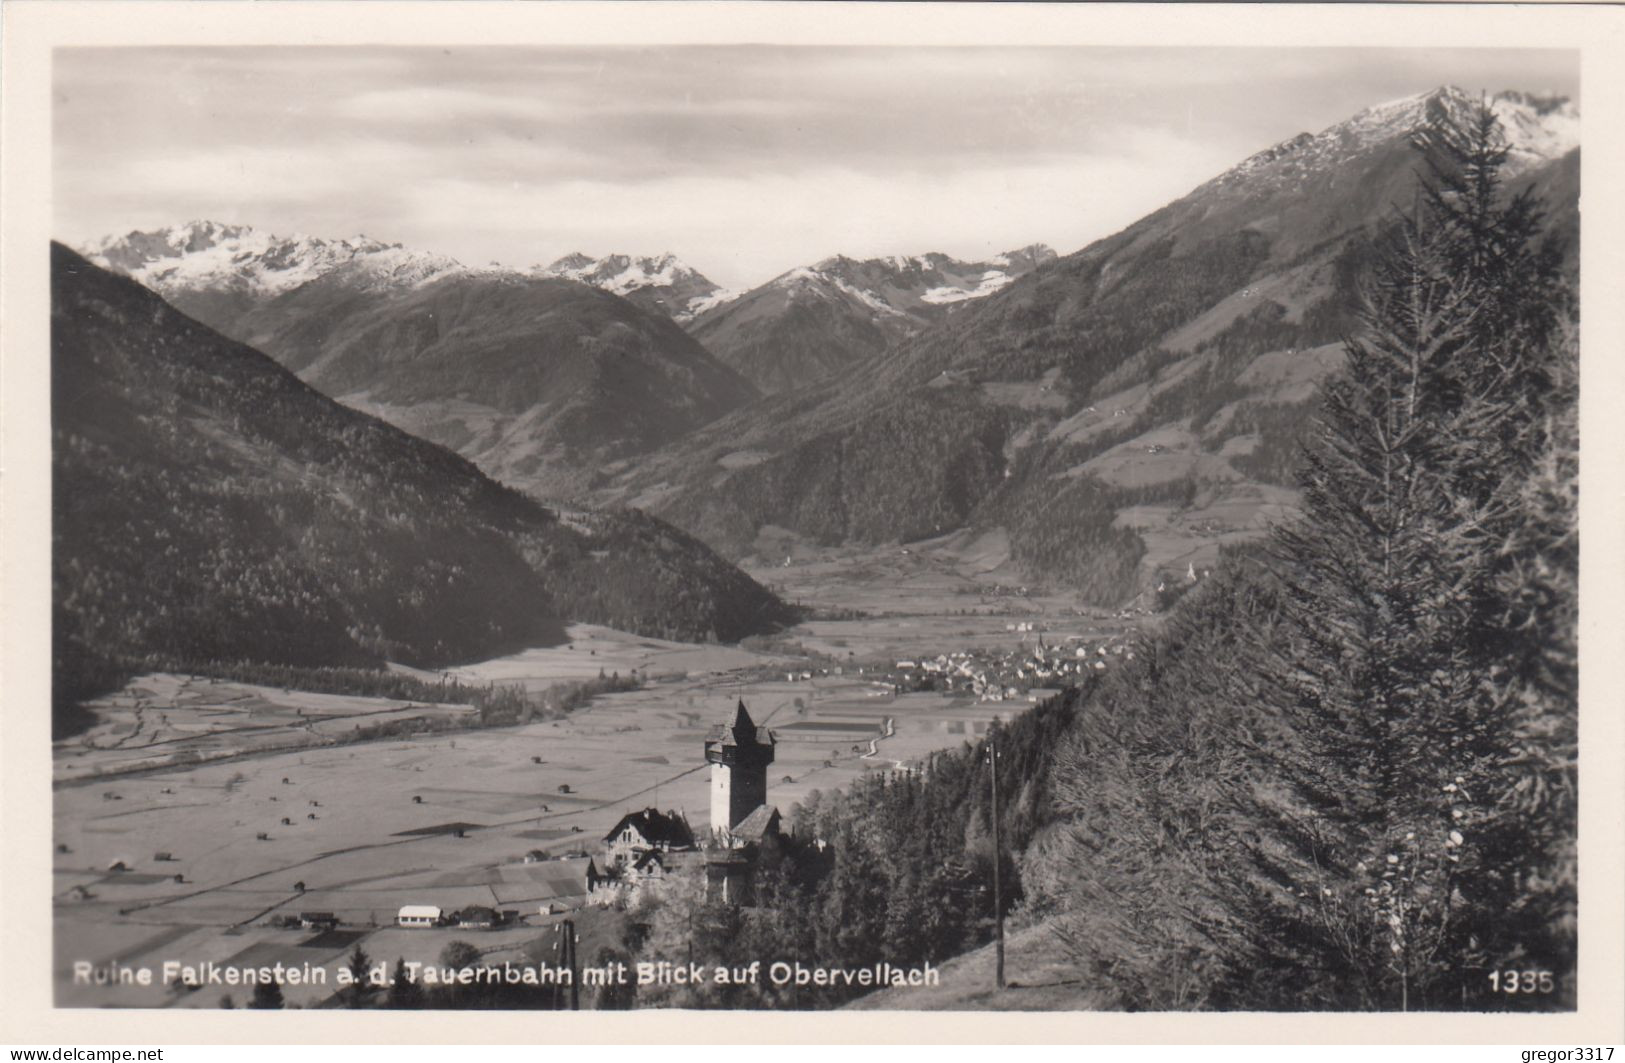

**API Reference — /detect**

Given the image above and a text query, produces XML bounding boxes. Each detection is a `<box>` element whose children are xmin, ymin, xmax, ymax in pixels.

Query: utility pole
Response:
<box><xmin>554</xmin><ymin>919</ymin><xmax>580</xmax><ymax>1010</ymax></box>
<box><xmin>988</xmin><ymin>738</ymin><xmax>1005</xmax><ymax>990</ymax></box>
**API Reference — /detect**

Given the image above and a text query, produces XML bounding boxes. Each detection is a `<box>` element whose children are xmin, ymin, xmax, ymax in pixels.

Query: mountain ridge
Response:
<box><xmin>51</xmin><ymin>243</ymin><xmax>792</xmax><ymax>727</ymax></box>
<box><xmin>86</xmin><ymin>223</ymin><xmax>738</xmax><ymax>322</ymax></box>
<box><xmin>533</xmin><ymin>250</ymin><xmax>730</xmax><ymax>322</ymax></box>
<box><xmin>604</xmin><ymin>86</ymin><xmax>1579</xmax><ymax>605</ymax></box>
<box><xmin>686</xmin><ymin>244</ymin><xmax>1058</xmax><ymax>394</ymax></box>
<box><xmin>83</xmin><ymin>227</ymin><xmax>761</xmax><ymax>498</ymax></box>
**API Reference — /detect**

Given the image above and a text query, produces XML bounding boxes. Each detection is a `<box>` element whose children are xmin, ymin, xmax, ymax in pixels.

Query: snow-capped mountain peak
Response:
<box><xmin>84</xmin><ymin>225</ymin><xmax>738</xmax><ymax>324</ymax></box>
<box><xmin>688</xmin><ymin>243</ymin><xmax>1059</xmax><ymax>394</ymax></box>
<box><xmin>85</xmin><ymin>222</ymin><xmax>467</xmax><ymax>298</ymax></box>
<box><xmin>765</xmin><ymin>245</ymin><xmax>1057</xmax><ymax>313</ymax></box>
<box><xmin>1204</xmin><ymin>84</ymin><xmax>1579</xmax><ymax>195</ymax></box>
<box><xmin>532</xmin><ymin>251</ymin><xmax>726</xmax><ymax>321</ymax></box>
<box><xmin>543</xmin><ymin>252</ymin><xmax>597</xmax><ymax>274</ymax></box>
<box><xmin>536</xmin><ymin>250</ymin><xmax>697</xmax><ymax>289</ymax></box>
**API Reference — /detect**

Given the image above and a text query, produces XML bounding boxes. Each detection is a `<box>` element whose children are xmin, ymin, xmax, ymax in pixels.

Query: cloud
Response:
<box><xmin>333</xmin><ymin>85</ymin><xmax>825</xmax><ymax>125</ymax></box>
<box><xmin>395</xmin><ymin>128</ymin><xmax>1237</xmax><ymax>289</ymax></box>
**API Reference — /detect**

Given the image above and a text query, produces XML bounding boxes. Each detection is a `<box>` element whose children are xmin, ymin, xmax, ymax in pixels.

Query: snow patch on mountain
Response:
<box><xmin>1490</xmin><ymin>91</ymin><xmax>1580</xmax><ymax>165</ymax></box>
<box><xmin>763</xmin><ymin>263</ymin><xmax>909</xmax><ymax>317</ymax></box>
<box><xmin>920</xmin><ymin>270</ymin><xmax>1015</xmax><ymax>305</ymax></box>
<box><xmin>831</xmin><ymin>276</ymin><xmax>911</xmax><ymax>317</ymax></box>
<box><xmin>681</xmin><ymin>287</ymin><xmax>748</xmax><ymax>319</ymax></box>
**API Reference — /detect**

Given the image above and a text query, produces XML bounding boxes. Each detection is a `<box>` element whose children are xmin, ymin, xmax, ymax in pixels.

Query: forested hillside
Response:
<box><xmin>230</xmin><ymin>269</ymin><xmax>758</xmax><ymax>498</ymax></box>
<box><xmin>52</xmin><ymin>245</ymin><xmax>791</xmax><ymax>732</ymax></box>
<box><xmin>1018</xmin><ymin>100</ymin><xmax>1579</xmax><ymax>1010</ymax></box>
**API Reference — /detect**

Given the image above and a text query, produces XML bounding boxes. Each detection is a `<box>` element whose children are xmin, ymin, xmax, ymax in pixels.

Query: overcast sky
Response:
<box><xmin>54</xmin><ymin>46</ymin><xmax>1577</xmax><ymax>289</ymax></box>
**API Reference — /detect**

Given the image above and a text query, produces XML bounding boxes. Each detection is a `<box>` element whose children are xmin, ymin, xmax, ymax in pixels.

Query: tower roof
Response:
<box><xmin>730</xmin><ymin>804</ymin><xmax>782</xmax><ymax>843</ymax></box>
<box><xmin>706</xmin><ymin>699</ymin><xmax>773</xmax><ymax>748</ymax></box>
<box><xmin>728</xmin><ymin>699</ymin><xmax>755</xmax><ymax>738</ymax></box>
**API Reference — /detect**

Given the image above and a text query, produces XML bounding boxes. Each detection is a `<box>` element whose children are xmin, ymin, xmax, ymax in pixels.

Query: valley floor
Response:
<box><xmin>54</xmin><ymin>547</ymin><xmax>1135</xmax><ymax>1009</ymax></box>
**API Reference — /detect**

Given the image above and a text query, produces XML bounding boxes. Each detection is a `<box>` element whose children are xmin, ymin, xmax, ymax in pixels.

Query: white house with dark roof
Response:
<box><xmin>602</xmin><ymin>807</ymin><xmax>696</xmax><ymax>868</ymax></box>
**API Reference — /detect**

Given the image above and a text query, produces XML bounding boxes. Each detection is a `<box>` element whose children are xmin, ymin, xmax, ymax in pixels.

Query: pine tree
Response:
<box><xmin>437</xmin><ymin>940</ymin><xmax>484</xmax><ymax>1009</ymax></box>
<box><xmin>247</xmin><ymin>978</ymin><xmax>284</xmax><ymax>1010</ymax></box>
<box><xmin>1045</xmin><ymin>557</ymin><xmax>1288</xmax><ymax>1009</ymax></box>
<box><xmin>589</xmin><ymin>947</ymin><xmax>637</xmax><ymax>1010</ymax></box>
<box><xmin>387</xmin><ymin>956</ymin><xmax>423</xmax><ymax>1010</ymax></box>
<box><xmin>1414</xmin><ymin>95</ymin><xmax>1566</xmax><ymax>411</ymax></box>
<box><xmin>1484</xmin><ymin>317</ymin><xmax>1579</xmax><ymax>998</ymax></box>
<box><xmin>345</xmin><ymin>942</ymin><xmax>372</xmax><ymax>1008</ymax></box>
<box><xmin>1245</xmin><ymin>101</ymin><xmax>1574</xmax><ymax>1010</ymax></box>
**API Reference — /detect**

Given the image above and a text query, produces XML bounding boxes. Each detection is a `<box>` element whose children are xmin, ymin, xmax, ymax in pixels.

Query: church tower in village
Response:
<box><xmin>704</xmin><ymin>700</ymin><xmax>775</xmax><ymax>835</ymax></box>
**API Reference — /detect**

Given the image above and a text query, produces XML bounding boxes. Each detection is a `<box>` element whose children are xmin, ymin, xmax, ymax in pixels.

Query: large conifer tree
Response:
<box><xmin>1248</xmin><ymin>96</ymin><xmax>1575</xmax><ymax>1009</ymax></box>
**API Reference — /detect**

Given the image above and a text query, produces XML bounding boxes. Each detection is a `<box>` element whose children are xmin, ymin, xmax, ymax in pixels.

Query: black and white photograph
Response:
<box><xmin>4</xmin><ymin>0</ymin><xmax>1623</xmax><ymax>1042</ymax></box>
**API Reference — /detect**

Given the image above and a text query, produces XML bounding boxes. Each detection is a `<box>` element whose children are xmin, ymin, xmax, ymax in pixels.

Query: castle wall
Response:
<box><xmin>727</xmin><ymin>760</ymin><xmax>767</xmax><ymax>828</ymax></box>
<box><xmin>710</xmin><ymin>762</ymin><xmax>732</xmax><ymax>835</ymax></box>
<box><xmin>710</xmin><ymin>754</ymin><xmax>770</xmax><ymax>833</ymax></box>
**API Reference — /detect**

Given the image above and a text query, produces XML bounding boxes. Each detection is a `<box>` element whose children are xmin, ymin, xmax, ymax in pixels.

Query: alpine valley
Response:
<box><xmin>49</xmin><ymin>74</ymin><xmax>1584</xmax><ymax>1016</ymax></box>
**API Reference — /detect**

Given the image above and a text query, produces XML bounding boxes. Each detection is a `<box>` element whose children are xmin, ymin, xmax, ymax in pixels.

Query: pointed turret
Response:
<box><xmin>725</xmin><ymin>699</ymin><xmax>757</xmax><ymax>744</ymax></box>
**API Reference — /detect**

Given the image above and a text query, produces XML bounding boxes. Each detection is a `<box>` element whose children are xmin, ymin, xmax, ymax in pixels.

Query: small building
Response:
<box><xmin>397</xmin><ymin>905</ymin><xmax>442</xmax><ymax>928</ymax></box>
<box><xmin>452</xmin><ymin>905</ymin><xmax>498</xmax><ymax>929</ymax></box>
<box><xmin>299</xmin><ymin>912</ymin><xmax>338</xmax><ymax>930</ymax></box>
<box><xmin>629</xmin><ymin>849</ymin><xmax>667</xmax><ymax>879</ymax></box>
<box><xmin>576</xmin><ymin>858</ymin><xmax>614</xmax><ymax>907</ymax></box>
<box><xmin>522</xmin><ymin>850</ymin><xmax>548</xmax><ymax>864</ymax></box>
<box><xmin>618</xmin><ymin>850</ymin><xmax>671</xmax><ymax>903</ymax></box>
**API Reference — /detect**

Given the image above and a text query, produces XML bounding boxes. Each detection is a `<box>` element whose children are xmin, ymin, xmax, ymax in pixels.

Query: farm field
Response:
<box><xmin>741</xmin><ymin>534</ymin><xmax>1135</xmax><ymax>660</ymax></box>
<box><xmin>53</xmin><ymin>674</ymin><xmax>480</xmax><ymax>784</ymax></box>
<box><xmin>54</xmin><ymin>547</ymin><xmax>1133</xmax><ymax>1008</ymax></box>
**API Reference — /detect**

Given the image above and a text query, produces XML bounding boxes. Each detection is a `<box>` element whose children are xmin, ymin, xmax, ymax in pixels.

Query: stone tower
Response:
<box><xmin>704</xmin><ymin>700</ymin><xmax>775</xmax><ymax>835</ymax></box>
